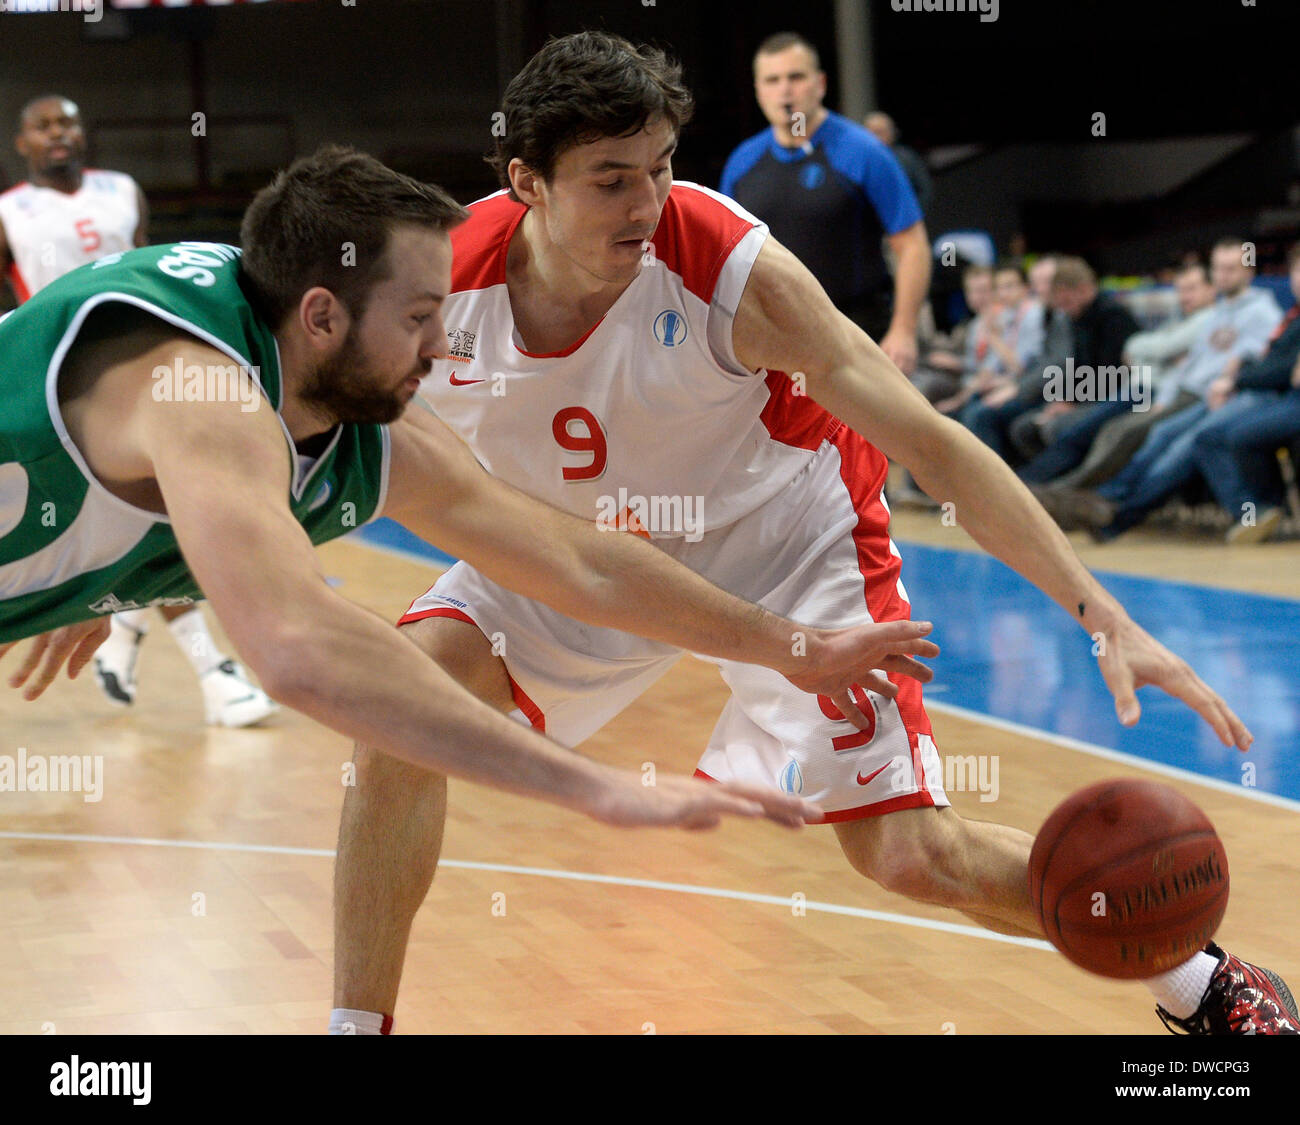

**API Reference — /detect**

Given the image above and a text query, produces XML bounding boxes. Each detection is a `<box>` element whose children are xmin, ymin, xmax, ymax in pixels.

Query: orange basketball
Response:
<box><xmin>1028</xmin><ymin>779</ymin><xmax>1229</xmax><ymax>979</ymax></box>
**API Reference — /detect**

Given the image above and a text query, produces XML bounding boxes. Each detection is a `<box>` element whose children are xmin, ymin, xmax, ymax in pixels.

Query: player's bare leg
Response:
<box><xmin>834</xmin><ymin>806</ymin><xmax>1040</xmax><ymax>938</ymax></box>
<box><xmin>332</xmin><ymin>616</ymin><xmax>515</xmax><ymax>1027</ymax></box>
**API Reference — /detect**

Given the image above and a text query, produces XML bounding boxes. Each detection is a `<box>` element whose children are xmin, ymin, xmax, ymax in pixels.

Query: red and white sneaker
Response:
<box><xmin>1157</xmin><ymin>942</ymin><xmax>1299</xmax><ymax>1035</ymax></box>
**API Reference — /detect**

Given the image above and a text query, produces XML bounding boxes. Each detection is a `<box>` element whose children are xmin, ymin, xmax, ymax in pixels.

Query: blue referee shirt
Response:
<box><xmin>720</xmin><ymin>110</ymin><xmax>922</xmax><ymax>309</ymax></box>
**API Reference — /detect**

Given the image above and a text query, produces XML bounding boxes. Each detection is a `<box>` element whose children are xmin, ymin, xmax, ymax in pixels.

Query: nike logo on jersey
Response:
<box><xmin>449</xmin><ymin>371</ymin><xmax>485</xmax><ymax>386</ymax></box>
<box><xmin>856</xmin><ymin>763</ymin><xmax>890</xmax><ymax>787</ymax></box>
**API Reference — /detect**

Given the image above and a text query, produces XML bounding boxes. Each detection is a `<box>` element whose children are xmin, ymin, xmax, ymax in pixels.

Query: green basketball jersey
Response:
<box><xmin>0</xmin><ymin>242</ymin><xmax>391</xmax><ymax>643</ymax></box>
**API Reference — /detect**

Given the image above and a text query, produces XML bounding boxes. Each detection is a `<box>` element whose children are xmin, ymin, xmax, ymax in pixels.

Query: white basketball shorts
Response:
<box><xmin>398</xmin><ymin>427</ymin><xmax>948</xmax><ymax>822</ymax></box>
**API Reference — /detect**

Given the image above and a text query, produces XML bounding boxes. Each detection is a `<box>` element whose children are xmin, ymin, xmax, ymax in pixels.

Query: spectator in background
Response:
<box><xmin>1193</xmin><ymin>242</ymin><xmax>1300</xmax><ymax>543</ymax></box>
<box><xmin>1012</xmin><ymin>256</ymin><xmax>1140</xmax><ymax>476</ymax></box>
<box><xmin>0</xmin><ymin>94</ymin><xmax>276</xmax><ymax>729</ymax></box>
<box><xmin>955</xmin><ymin>256</ymin><xmax>1077</xmax><ymax>462</ymax></box>
<box><xmin>721</xmin><ymin>32</ymin><xmax>930</xmax><ymax>373</ymax></box>
<box><xmin>1045</xmin><ymin>260</ymin><xmax>1218</xmax><ymax>490</ymax></box>
<box><xmin>915</xmin><ymin>263</ymin><xmax>993</xmax><ymax>406</ymax></box>
<box><xmin>948</xmin><ymin>262</ymin><xmax>1051</xmax><ymax>455</ymax></box>
<box><xmin>938</xmin><ymin>262</ymin><xmax>1043</xmax><ymax>408</ymax></box>
<box><xmin>1038</xmin><ymin>239</ymin><xmax>1283</xmax><ymax>540</ymax></box>
<box><xmin>864</xmin><ymin>110</ymin><xmax>933</xmax><ymax>217</ymax></box>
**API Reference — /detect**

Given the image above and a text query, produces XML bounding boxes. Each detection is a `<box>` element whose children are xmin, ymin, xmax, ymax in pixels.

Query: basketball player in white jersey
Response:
<box><xmin>328</xmin><ymin>33</ymin><xmax>1294</xmax><ymax>1036</ymax></box>
<box><xmin>0</xmin><ymin>94</ymin><xmax>276</xmax><ymax>727</ymax></box>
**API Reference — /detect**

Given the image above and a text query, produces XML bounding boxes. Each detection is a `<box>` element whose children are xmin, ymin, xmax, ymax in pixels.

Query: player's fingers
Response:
<box><xmin>879</xmin><ymin>654</ymin><xmax>934</xmax><ymax>683</ymax></box>
<box><xmin>25</xmin><ymin>632</ymin><xmax>81</xmax><ymax>700</ymax></box>
<box><xmin>1096</xmin><ymin>646</ymin><xmax>1140</xmax><ymax>727</ymax></box>
<box><xmin>715</xmin><ymin>781</ymin><xmax>822</xmax><ymax>826</ymax></box>
<box><xmin>0</xmin><ymin>641</ymin><xmax>17</xmax><ymax>664</ymax></box>
<box><xmin>888</xmin><ymin>638</ymin><xmax>941</xmax><ymax>659</ymax></box>
<box><xmin>9</xmin><ymin>635</ymin><xmax>49</xmax><ymax>689</ymax></box>
<box><xmin>833</xmin><ymin>685</ymin><xmax>879</xmax><ymax>727</ymax></box>
<box><xmin>66</xmin><ymin>621</ymin><xmax>111</xmax><ymax>681</ymax></box>
<box><xmin>1173</xmin><ymin>668</ymin><xmax>1240</xmax><ymax>748</ymax></box>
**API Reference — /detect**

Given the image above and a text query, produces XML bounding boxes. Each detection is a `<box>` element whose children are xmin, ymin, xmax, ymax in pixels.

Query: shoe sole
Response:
<box><xmin>1262</xmin><ymin>968</ymin><xmax>1300</xmax><ymax>1024</ymax></box>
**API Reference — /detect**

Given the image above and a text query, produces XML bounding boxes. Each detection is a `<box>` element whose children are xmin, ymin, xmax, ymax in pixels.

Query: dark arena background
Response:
<box><xmin>1</xmin><ymin>0</ymin><xmax>1298</xmax><ymax>1103</ymax></box>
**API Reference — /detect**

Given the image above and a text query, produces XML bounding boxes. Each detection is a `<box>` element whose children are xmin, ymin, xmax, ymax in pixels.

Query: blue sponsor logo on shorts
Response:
<box><xmin>778</xmin><ymin>758</ymin><xmax>804</xmax><ymax>795</ymax></box>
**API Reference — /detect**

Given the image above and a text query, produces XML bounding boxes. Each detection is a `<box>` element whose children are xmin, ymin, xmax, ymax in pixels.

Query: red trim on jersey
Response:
<box><xmin>650</xmin><ymin>185</ymin><xmax>757</xmax><ymax>305</ymax></box>
<box><xmin>451</xmin><ymin>192</ymin><xmax>523</xmax><ymax>294</ymax></box>
<box><xmin>758</xmin><ymin>371</ymin><xmax>844</xmax><ymax>451</ymax></box>
<box><xmin>380</xmin><ymin>1013</ymin><xmax>394</xmax><ymax>1035</ymax></box>
<box><xmin>6</xmin><ymin>260</ymin><xmax>31</xmax><ymax>304</ymax></box>
<box><xmin>395</xmin><ymin>604</ymin><xmax>547</xmax><ymax>732</ymax></box>
<box><xmin>515</xmin><ymin>316</ymin><xmax>604</xmax><ymax>359</ymax></box>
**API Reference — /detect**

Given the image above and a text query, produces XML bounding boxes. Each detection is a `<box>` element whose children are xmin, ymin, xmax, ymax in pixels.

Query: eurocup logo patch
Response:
<box><xmin>653</xmin><ymin>309</ymin><xmax>688</xmax><ymax>348</ymax></box>
<box><xmin>778</xmin><ymin>758</ymin><xmax>804</xmax><ymax>795</ymax></box>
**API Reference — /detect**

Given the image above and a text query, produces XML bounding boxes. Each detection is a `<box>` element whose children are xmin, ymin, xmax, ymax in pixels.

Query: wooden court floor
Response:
<box><xmin>1</xmin><ymin>512</ymin><xmax>1297</xmax><ymax>1035</ymax></box>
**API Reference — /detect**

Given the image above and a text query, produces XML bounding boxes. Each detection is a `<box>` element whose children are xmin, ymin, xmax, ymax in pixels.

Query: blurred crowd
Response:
<box><xmin>901</xmin><ymin>240</ymin><xmax>1300</xmax><ymax>545</ymax></box>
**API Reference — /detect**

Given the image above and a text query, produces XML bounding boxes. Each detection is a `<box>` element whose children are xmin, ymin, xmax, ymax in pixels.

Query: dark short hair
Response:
<box><xmin>1211</xmin><ymin>237</ymin><xmax>1250</xmax><ymax>256</ymax></box>
<box><xmin>486</xmin><ymin>31</ymin><xmax>694</xmax><ymax>199</ymax></box>
<box><xmin>1176</xmin><ymin>260</ymin><xmax>1210</xmax><ymax>283</ymax></box>
<box><xmin>754</xmin><ymin>32</ymin><xmax>821</xmax><ymax>73</ymax></box>
<box><xmin>17</xmin><ymin>94</ymin><xmax>78</xmax><ymax>133</ymax></box>
<box><xmin>239</xmin><ymin>145</ymin><xmax>467</xmax><ymax>326</ymax></box>
<box><xmin>994</xmin><ymin>261</ymin><xmax>1027</xmax><ymax>283</ymax></box>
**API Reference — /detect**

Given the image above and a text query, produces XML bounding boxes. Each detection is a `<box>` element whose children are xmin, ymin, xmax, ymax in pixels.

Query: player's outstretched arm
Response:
<box><xmin>383</xmin><ymin>407</ymin><xmax>939</xmax><ymax>729</ymax></box>
<box><xmin>116</xmin><ymin>338</ymin><xmax>817</xmax><ymax>829</ymax></box>
<box><xmin>731</xmin><ymin>237</ymin><xmax>1252</xmax><ymax>751</ymax></box>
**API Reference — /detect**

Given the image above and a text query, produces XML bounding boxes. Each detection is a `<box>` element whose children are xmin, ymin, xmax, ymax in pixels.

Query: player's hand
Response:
<box><xmin>879</xmin><ymin>326</ymin><xmax>919</xmax><ymax>376</ymax></box>
<box><xmin>586</xmin><ymin>769</ymin><xmax>823</xmax><ymax>830</ymax></box>
<box><xmin>1093</xmin><ymin>614</ymin><xmax>1252</xmax><ymax>751</ymax></box>
<box><xmin>0</xmin><ymin>618</ymin><xmax>112</xmax><ymax>701</ymax></box>
<box><xmin>784</xmin><ymin>620</ymin><xmax>939</xmax><ymax>728</ymax></box>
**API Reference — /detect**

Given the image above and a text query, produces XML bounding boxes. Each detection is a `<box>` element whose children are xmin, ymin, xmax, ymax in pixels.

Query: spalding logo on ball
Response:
<box><xmin>1028</xmin><ymin>779</ymin><xmax>1229</xmax><ymax>980</ymax></box>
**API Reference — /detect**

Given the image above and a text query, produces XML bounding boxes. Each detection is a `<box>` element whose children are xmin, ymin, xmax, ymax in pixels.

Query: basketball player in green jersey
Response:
<box><xmin>0</xmin><ymin>145</ymin><xmax>946</xmax><ymax>834</ymax></box>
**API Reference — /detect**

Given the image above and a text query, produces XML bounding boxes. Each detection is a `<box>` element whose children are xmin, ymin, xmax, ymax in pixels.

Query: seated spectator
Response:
<box><xmin>1192</xmin><ymin>242</ymin><xmax>1300</xmax><ymax>543</ymax></box>
<box><xmin>1011</xmin><ymin>256</ymin><xmax>1141</xmax><ymax>476</ymax></box>
<box><xmin>957</xmin><ymin>259</ymin><xmax>1065</xmax><ymax>460</ymax></box>
<box><xmin>1036</xmin><ymin>239</ymin><xmax>1285</xmax><ymax>539</ymax></box>
<box><xmin>1044</xmin><ymin>260</ymin><xmax>1217</xmax><ymax>489</ymax></box>
<box><xmin>909</xmin><ymin>263</ymin><xmax>994</xmax><ymax>405</ymax></box>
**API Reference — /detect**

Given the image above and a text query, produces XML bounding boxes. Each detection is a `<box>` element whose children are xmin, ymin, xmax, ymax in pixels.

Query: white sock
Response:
<box><xmin>166</xmin><ymin>608</ymin><xmax>227</xmax><ymax>676</ymax></box>
<box><xmin>1144</xmin><ymin>950</ymin><xmax>1220</xmax><ymax>1018</ymax></box>
<box><xmin>328</xmin><ymin>1008</ymin><xmax>391</xmax><ymax>1035</ymax></box>
<box><xmin>114</xmin><ymin>609</ymin><xmax>149</xmax><ymax>635</ymax></box>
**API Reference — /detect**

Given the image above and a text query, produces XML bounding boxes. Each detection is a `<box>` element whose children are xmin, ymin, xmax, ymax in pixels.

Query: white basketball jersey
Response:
<box><xmin>0</xmin><ymin>170</ymin><xmax>140</xmax><ymax>300</ymax></box>
<box><xmin>420</xmin><ymin>183</ymin><xmax>883</xmax><ymax>538</ymax></box>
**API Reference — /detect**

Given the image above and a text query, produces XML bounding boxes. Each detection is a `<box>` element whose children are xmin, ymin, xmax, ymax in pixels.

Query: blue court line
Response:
<box><xmin>348</xmin><ymin>521</ymin><xmax>1300</xmax><ymax>805</ymax></box>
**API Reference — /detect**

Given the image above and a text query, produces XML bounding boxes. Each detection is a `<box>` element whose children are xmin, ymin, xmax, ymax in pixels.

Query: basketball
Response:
<box><xmin>1029</xmin><ymin>779</ymin><xmax>1230</xmax><ymax>980</ymax></box>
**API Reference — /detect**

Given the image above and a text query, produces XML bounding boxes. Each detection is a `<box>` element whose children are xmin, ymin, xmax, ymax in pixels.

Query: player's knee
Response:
<box><xmin>399</xmin><ymin>615</ymin><xmax>515</xmax><ymax>713</ymax></box>
<box><xmin>838</xmin><ymin>809</ymin><xmax>968</xmax><ymax>903</ymax></box>
<box><xmin>348</xmin><ymin>742</ymin><xmax>447</xmax><ymax>811</ymax></box>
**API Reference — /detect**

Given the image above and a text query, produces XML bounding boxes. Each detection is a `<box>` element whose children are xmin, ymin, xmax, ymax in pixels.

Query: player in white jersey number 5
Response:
<box><xmin>0</xmin><ymin>94</ymin><xmax>275</xmax><ymax>727</ymax></box>
<box><xmin>330</xmin><ymin>33</ymin><xmax>1291</xmax><ymax>1037</ymax></box>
